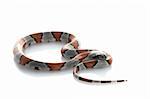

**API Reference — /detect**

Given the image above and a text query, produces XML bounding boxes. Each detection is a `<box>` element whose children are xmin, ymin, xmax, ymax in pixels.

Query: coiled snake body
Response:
<box><xmin>13</xmin><ymin>31</ymin><xmax>127</xmax><ymax>83</ymax></box>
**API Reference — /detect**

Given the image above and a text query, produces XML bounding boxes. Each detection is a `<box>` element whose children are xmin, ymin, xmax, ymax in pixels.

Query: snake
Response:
<box><xmin>13</xmin><ymin>31</ymin><xmax>127</xmax><ymax>84</ymax></box>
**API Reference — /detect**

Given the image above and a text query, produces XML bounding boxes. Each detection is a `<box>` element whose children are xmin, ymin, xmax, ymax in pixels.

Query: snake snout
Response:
<box><xmin>106</xmin><ymin>55</ymin><xmax>112</xmax><ymax>65</ymax></box>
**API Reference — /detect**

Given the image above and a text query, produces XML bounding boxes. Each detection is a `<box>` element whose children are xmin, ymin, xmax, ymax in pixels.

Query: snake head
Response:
<box><xmin>89</xmin><ymin>51</ymin><xmax>112</xmax><ymax>65</ymax></box>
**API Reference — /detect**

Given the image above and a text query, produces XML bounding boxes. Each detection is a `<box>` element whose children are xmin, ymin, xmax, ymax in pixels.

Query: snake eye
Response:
<box><xmin>93</xmin><ymin>54</ymin><xmax>106</xmax><ymax>60</ymax></box>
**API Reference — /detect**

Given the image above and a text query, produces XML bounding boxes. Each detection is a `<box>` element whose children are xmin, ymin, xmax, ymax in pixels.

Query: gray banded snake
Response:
<box><xmin>13</xmin><ymin>31</ymin><xmax>127</xmax><ymax>84</ymax></box>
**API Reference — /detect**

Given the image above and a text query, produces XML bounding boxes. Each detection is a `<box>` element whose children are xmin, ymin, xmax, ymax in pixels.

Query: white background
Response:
<box><xmin>0</xmin><ymin>0</ymin><xmax>149</xmax><ymax>99</ymax></box>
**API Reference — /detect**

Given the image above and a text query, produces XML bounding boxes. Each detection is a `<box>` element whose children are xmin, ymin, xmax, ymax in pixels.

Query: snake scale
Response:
<box><xmin>13</xmin><ymin>31</ymin><xmax>127</xmax><ymax>84</ymax></box>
